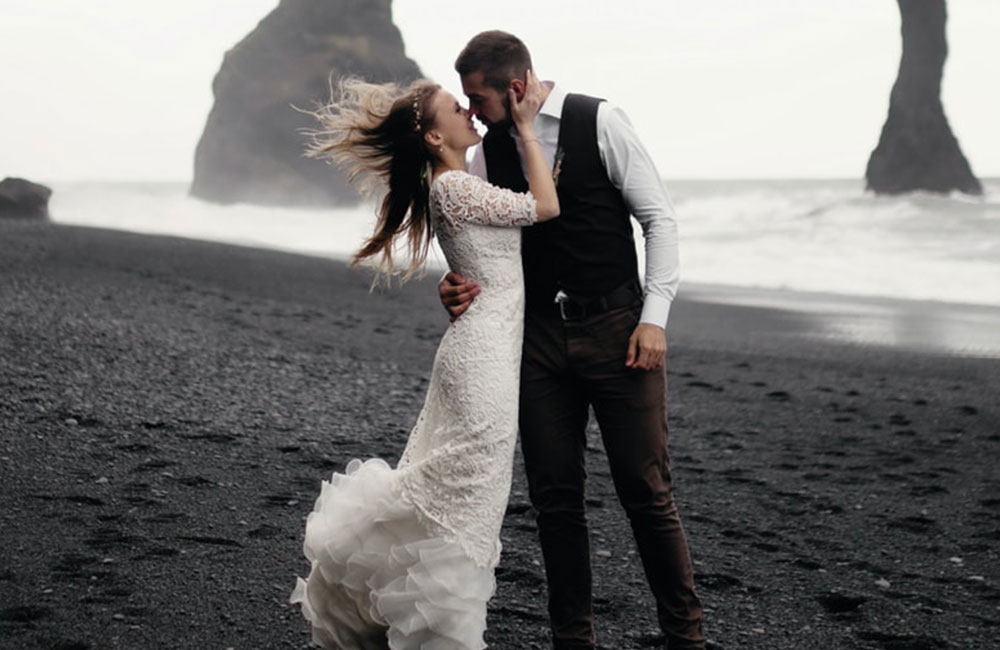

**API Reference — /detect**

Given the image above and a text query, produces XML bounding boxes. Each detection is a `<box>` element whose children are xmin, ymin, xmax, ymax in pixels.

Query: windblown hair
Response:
<box><xmin>455</xmin><ymin>30</ymin><xmax>533</xmax><ymax>93</ymax></box>
<box><xmin>304</xmin><ymin>77</ymin><xmax>440</xmax><ymax>284</ymax></box>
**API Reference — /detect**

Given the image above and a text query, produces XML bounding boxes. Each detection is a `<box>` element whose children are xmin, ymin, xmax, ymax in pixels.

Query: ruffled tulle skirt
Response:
<box><xmin>290</xmin><ymin>458</ymin><xmax>496</xmax><ymax>649</ymax></box>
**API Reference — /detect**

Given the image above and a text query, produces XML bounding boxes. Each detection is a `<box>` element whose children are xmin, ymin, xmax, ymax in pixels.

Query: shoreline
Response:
<box><xmin>28</xmin><ymin>218</ymin><xmax>1000</xmax><ymax>359</ymax></box>
<box><xmin>2</xmin><ymin>220</ymin><xmax>998</xmax><ymax>650</ymax></box>
<box><xmin>681</xmin><ymin>282</ymin><xmax>1000</xmax><ymax>360</ymax></box>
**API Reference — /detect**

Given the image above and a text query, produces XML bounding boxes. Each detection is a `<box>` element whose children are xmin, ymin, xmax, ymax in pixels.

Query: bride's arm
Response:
<box><xmin>432</xmin><ymin>71</ymin><xmax>558</xmax><ymax>231</ymax></box>
<box><xmin>510</xmin><ymin>70</ymin><xmax>559</xmax><ymax>222</ymax></box>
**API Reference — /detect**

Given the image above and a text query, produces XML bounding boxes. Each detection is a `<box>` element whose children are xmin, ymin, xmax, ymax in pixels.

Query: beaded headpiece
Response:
<box><xmin>412</xmin><ymin>94</ymin><xmax>423</xmax><ymax>132</ymax></box>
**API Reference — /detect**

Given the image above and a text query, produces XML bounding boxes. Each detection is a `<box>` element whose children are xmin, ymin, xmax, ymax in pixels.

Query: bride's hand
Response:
<box><xmin>509</xmin><ymin>69</ymin><xmax>543</xmax><ymax>130</ymax></box>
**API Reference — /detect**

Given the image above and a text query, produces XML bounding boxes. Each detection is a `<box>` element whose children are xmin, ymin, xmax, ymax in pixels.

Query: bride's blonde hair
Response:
<box><xmin>305</xmin><ymin>77</ymin><xmax>440</xmax><ymax>283</ymax></box>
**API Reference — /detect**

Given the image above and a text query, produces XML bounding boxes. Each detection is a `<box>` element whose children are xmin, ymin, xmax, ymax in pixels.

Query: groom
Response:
<box><xmin>440</xmin><ymin>31</ymin><xmax>705</xmax><ymax>650</ymax></box>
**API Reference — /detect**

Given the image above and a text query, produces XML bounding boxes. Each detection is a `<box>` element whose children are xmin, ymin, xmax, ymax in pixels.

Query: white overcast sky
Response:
<box><xmin>1</xmin><ymin>0</ymin><xmax>997</xmax><ymax>182</ymax></box>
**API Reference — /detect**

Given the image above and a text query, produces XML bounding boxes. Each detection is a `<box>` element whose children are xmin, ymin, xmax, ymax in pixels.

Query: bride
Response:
<box><xmin>290</xmin><ymin>69</ymin><xmax>557</xmax><ymax>649</ymax></box>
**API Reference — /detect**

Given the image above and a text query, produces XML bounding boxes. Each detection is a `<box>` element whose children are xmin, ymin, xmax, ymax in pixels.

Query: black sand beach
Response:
<box><xmin>2</xmin><ymin>220</ymin><xmax>998</xmax><ymax>650</ymax></box>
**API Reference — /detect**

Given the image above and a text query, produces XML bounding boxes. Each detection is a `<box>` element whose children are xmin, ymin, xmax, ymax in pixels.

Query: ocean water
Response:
<box><xmin>47</xmin><ymin>178</ymin><xmax>1000</xmax><ymax>307</ymax></box>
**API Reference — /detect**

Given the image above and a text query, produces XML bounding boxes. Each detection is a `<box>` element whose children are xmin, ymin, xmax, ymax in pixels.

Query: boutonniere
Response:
<box><xmin>552</xmin><ymin>148</ymin><xmax>565</xmax><ymax>187</ymax></box>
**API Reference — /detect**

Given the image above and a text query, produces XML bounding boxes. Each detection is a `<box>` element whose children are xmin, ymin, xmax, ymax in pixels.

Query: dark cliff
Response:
<box><xmin>191</xmin><ymin>0</ymin><xmax>423</xmax><ymax>206</ymax></box>
<box><xmin>866</xmin><ymin>0</ymin><xmax>981</xmax><ymax>195</ymax></box>
<box><xmin>0</xmin><ymin>177</ymin><xmax>51</xmax><ymax>220</ymax></box>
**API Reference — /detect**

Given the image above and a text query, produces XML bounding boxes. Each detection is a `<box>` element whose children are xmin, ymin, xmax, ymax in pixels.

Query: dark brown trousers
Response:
<box><xmin>518</xmin><ymin>303</ymin><xmax>705</xmax><ymax>650</ymax></box>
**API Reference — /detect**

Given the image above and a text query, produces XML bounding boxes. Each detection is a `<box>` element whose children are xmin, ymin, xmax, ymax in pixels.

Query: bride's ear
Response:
<box><xmin>424</xmin><ymin>130</ymin><xmax>443</xmax><ymax>152</ymax></box>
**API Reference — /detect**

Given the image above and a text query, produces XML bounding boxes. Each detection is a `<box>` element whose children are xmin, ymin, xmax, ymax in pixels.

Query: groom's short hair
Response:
<box><xmin>455</xmin><ymin>30</ymin><xmax>533</xmax><ymax>93</ymax></box>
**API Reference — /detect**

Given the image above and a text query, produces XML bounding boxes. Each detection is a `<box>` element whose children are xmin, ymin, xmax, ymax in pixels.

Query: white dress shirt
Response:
<box><xmin>468</xmin><ymin>83</ymin><xmax>680</xmax><ymax>329</ymax></box>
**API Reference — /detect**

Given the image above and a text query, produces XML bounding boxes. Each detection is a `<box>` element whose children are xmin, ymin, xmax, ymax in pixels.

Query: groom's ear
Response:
<box><xmin>508</xmin><ymin>77</ymin><xmax>525</xmax><ymax>101</ymax></box>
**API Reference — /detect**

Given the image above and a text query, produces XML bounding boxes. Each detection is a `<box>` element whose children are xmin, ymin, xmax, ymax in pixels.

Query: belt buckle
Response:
<box><xmin>555</xmin><ymin>290</ymin><xmax>574</xmax><ymax>321</ymax></box>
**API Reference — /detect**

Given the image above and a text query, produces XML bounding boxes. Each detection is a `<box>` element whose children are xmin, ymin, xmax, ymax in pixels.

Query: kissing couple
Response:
<box><xmin>291</xmin><ymin>30</ymin><xmax>706</xmax><ymax>650</ymax></box>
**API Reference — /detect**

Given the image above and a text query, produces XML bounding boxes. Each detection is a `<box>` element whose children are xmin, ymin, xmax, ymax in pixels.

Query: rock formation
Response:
<box><xmin>191</xmin><ymin>0</ymin><xmax>423</xmax><ymax>206</ymax></box>
<box><xmin>866</xmin><ymin>0</ymin><xmax>981</xmax><ymax>195</ymax></box>
<box><xmin>0</xmin><ymin>177</ymin><xmax>52</xmax><ymax>220</ymax></box>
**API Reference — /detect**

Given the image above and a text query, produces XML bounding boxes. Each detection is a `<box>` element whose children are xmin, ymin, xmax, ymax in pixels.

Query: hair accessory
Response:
<box><xmin>412</xmin><ymin>94</ymin><xmax>423</xmax><ymax>132</ymax></box>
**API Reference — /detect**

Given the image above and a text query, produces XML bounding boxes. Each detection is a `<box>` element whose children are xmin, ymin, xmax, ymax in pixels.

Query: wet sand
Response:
<box><xmin>1</xmin><ymin>220</ymin><xmax>998</xmax><ymax>650</ymax></box>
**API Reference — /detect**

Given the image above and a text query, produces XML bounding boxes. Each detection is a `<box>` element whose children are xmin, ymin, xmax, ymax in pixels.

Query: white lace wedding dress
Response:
<box><xmin>290</xmin><ymin>170</ymin><xmax>538</xmax><ymax>649</ymax></box>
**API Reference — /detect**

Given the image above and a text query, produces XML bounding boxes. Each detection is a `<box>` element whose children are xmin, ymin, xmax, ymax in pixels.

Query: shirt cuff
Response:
<box><xmin>639</xmin><ymin>293</ymin><xmax>672</xmax><ymax>330</ymax></box>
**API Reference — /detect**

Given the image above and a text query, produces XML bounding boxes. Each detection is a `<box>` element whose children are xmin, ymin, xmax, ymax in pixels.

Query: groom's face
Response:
<box><xmin>460</xmin><ymin>71</ymin><xmax>510</xmax><ymax>130</ymax></box>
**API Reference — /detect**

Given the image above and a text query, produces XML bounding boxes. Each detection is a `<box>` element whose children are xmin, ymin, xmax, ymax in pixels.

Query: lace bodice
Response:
<box><xmin>396</xmin><ymin>170</ymin><xmax>537</xmax><ymax>568</ymax></box>
<box><xmin>430</xmin><ymin>170</ymin><xmax>537</xmax><ymax>293</ymax></box>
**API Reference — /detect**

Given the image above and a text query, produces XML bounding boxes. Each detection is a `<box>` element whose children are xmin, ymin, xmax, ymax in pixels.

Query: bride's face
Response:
<box><xmin>426</xmin><ymin>90</ymin><xmax>481</xmax><ymax>154</ymax></box>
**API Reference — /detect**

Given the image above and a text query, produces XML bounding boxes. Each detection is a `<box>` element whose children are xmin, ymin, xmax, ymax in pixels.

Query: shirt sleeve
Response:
<box><xmin>433</xmin><ymin>171</ymin><xmax>537</xmax><ymax>229</ymax></box>
<box><xmin>596</xmin><ymin>103</ymin><xmax>680</xmax><ymax>329</ymax></box>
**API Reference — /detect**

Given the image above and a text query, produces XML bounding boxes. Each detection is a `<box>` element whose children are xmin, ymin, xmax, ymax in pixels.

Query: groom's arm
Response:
<box><xmin>597</xmin><ymin>103</ymin><xmax>680</xmax><ymax>369</ymax></box>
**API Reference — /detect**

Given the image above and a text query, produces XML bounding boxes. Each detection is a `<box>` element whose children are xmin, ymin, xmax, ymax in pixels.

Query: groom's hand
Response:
<box><xmin>626</xmin><ymin>323</ymin><xmax>667</xmax><ymax>370</ymax></box>
<box><xmin>439</xmin><ymin>271</ymin><xmax>480</xmax><ymax>322</ymax></box>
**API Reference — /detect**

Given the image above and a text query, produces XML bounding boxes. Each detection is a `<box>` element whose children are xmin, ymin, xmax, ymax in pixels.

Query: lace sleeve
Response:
<box><xmin>431</xmin><ymin>171</ymin><xmax>537</xmax><ymax>229</ymax></box>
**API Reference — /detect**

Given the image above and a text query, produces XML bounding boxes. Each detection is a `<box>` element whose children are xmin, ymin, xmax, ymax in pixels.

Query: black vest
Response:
<box><xmin>483</xmin><ymin>93</ymin><xmax>638</xmax><ymax>310</ymax></box>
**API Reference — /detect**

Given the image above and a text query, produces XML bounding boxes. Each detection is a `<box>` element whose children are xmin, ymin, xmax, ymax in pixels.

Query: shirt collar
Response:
<box><xmin>539</xmin><ymin>81</ymin><xmax>565</xmax><ymax>119</ymax></box>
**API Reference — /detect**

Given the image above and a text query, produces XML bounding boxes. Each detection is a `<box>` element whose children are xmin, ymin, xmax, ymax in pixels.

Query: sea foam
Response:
<box><xmin>48</xmin><ymin>178</ymin><xmax>1000</xmax><ymax>307</ymax></box>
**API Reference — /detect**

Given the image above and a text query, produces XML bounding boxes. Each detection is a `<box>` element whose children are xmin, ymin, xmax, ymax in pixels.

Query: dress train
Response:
<box><xmin>290</xmin><ymin>459</ymin><xmax>495</xmax><ymax>649</ymax></box>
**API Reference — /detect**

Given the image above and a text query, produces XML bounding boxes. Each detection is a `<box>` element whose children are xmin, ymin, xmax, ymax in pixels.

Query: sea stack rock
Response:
<box><xmin>0</xmin><ymin>177</ymin><xmax>52</xmax><ymax>220</ymax></box>
<box><xmin>866</xmin><ymin>0</ymin><xmax>982</xmax><ymax>195</ymax></box>
<box><xmin>191</xmin><ymin>0</ymin><xmax>423</xmax><ymax>206</ymax></box>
